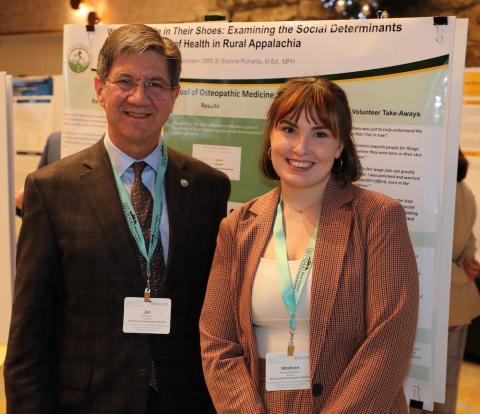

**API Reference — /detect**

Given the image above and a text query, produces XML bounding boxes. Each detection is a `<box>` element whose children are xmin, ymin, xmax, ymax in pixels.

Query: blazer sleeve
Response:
<box><xmin>461</xmin><ymin>185</ymin><xmax>477</xmax><ymax>259</ymax></box>
<box><xmin>4</xmin><ymin>174</ymin><xmax>59</xmax><ymax>413</ymax></box>
<box><xmin>452</xmin><ymin>184</ymin><xmax>477</xmax><ymax>286</ymax></box>
<box><xmin>200</xmin><ymin>217</ymin><xmax>265</xmax><ymax>414</ymax></box>
<box><xmin>322</xmin><ymin>200</ymin><xmax>419</xmax><ymax>413</ymax></box>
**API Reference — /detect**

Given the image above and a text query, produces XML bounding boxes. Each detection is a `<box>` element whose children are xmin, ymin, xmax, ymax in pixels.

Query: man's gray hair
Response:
<box><xmin>96</xmin><ymin>24</ymin><xmax>181</xmax><ymax>87</ymax></box>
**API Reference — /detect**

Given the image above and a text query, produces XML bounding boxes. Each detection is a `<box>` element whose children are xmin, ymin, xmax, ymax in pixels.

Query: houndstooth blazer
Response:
<box><xmin>200</xmin><ymin>178</ymin><xmax>419</xmax><ymax>414</ymax></box>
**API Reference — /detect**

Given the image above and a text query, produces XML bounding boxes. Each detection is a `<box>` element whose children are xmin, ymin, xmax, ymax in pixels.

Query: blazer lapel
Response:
<box><xmin>79</xmin><ymin>140</ymin><xmax>141</xmax><ymax>292</ymax></box>
<box><xmin>237</xmin><ymin>188</ymin><xmax>280</xmax><ymax>382</ymax></box>
<box><xmin>309</xmin><ymin>179</ymin><xmax>354</xmax><ymax>376</ymax></box>
<box><xmin>236</xmin><ymin>183</ymin><xmax>353</xmax><ymax>383</ymax></box>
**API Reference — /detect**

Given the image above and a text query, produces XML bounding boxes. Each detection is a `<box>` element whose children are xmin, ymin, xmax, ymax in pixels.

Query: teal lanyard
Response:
<box><xmin>273</xmin><ymin>196</ymin><xmax>318</xmax><ymax>354</ymax></box>
<box><xmin>111</xmin><ymin>141</ymin><xmax>168</xmax><ymax>288</ymax></box>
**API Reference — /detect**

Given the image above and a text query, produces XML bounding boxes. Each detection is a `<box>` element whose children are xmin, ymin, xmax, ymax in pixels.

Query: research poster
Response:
<box><xmin>62</xmin><ymin>18</ymin><xmax>467</xmax><ymax>410</ymax></box>
<box><xmin>11</xmin><ymin>75</ymin><xmax>64</xmax><ymax>237</ymax></box>
<box><xmin>12</xmin><ymin>76</ymin><xmax>54</xmax><ymax>197</ymax></box>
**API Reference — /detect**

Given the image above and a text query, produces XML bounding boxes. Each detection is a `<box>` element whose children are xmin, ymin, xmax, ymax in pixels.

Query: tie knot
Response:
<box><xmin>133</xmin><ymin>161</ymin><xmax>148</xmax><ymax>180</ymax></box>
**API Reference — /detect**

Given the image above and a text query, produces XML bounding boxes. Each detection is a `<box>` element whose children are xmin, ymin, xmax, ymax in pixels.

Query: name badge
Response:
<box><xmin>123</xmin><ymin>297</ymin><xmax>171</xmax><ymax>334</ymax></box>
<box><xmin>266</xmin><ymin>352</ymin><xmax>310</xmax><ymax>391</ymax></box>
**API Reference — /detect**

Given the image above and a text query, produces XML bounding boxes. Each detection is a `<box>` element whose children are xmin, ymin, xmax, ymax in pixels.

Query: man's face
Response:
<box><xmin>95</xmin><ymin>50</ymin><xmax>179</xmax><ymax>159</ymax></box>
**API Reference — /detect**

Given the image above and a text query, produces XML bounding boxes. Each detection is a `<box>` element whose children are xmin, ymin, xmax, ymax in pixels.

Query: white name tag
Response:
<box><xmin>266</xmin><ymin>352</ymin><xmax>310</xmax><ymax>391</ymax></box>
<box><xmin>123</xmin><ymin>297</ymin><xmax>171</xmax><ymax>334</ymax></box>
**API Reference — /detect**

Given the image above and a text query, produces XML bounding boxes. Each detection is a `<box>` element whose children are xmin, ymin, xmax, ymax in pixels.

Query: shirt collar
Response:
<box><xmin>104</xmin><ymin>131</ymin><xmax>161</xmax><ymax>176</ymax></box>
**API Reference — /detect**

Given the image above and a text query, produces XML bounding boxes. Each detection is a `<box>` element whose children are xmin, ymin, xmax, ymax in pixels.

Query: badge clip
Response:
<box><xmin>287</xmin><ymin>345</ymin><xmax>295</xmax><ymax>357</ymax></box>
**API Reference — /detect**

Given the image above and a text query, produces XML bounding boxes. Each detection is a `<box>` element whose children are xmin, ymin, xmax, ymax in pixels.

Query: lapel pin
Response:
<box><xmin>180</xmin><ymin>178</ymin><xmax>189</xmax><ymax>188</ymax></box>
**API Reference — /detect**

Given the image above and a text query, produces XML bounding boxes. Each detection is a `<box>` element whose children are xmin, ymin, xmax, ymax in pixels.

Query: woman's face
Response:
<box><xmin>270</xmin><ymin>110</ymin><xmax>344</xmax><ymax>194</ymax></box>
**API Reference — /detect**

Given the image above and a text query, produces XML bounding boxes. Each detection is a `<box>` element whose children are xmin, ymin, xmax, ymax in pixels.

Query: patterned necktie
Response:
<box><xmin>130</xmin><ymin>161</ymin><xmax>165</xmax><ymax>296</ymax></box>
<box><xmin>130</xmin><ymin>161</ymin><xmax>165</xmax><ymax>391</ymax></box>
<box><xmin>131</xmin><ymin>162</ymin><xmax>153</xmax><ymax>240</ymax></box>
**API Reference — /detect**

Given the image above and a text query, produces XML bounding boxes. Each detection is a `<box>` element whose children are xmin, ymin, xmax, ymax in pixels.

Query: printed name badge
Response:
<box><xmin>266</xmin><ymin>352</ymin><xmax>310</xmax><ymax>391</ymax></box>
<box><xmin>123</xmin><ymin>297</ymin><xmax>171</xmax><ymax>334</ymax></box>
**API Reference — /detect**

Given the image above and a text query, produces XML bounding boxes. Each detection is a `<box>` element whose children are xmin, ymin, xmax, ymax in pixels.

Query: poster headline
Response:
<box><xmin>105</xmin><ymin>22</ymin><xmax>403</xmax><ymax>51</ymax></box>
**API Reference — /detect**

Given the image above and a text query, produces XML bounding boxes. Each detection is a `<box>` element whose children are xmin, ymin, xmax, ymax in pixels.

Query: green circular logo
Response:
<box><xmin>68</xmin><ymin>48</ymin><xmax>90</xmax><ymax>73</ymax></box>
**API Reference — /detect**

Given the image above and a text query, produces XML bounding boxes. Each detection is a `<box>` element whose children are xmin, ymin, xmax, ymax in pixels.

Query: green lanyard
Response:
<box><xmin>273</xmin><ymin>196</ymin><xmax>318</xmax><ymax>355</ymax></box>
<box><xmin>111</xmin><ymin>141</ymin><xmax>168</xmax><ymax>299</ymax></box>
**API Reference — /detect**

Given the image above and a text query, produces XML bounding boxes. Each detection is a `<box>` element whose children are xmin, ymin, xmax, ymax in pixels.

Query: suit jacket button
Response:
<box><xmin>312</xmin><ymin>383</ymin><xmax>323</xmax><ymax>396</ymax></box>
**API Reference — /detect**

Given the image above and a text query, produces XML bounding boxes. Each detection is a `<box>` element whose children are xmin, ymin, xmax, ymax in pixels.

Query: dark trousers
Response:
<box><xmin>145</xmin><ymin>385</ymin><xmax>215</xmax><ymax>413</ymax></box>
<box><xmin>146</xmin><ymin>387</ymin><xmax>161</xmax><ymax>413</ymax></box>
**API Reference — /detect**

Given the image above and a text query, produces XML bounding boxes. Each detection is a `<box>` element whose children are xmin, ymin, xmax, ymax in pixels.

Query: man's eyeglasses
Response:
<box><xmin>106</xmin><ymin>78</ymin><xmax>174</xmax><ymax>99</ymax></box>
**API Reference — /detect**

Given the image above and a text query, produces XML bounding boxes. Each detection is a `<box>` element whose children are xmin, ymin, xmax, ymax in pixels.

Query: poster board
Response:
<box><xmin>61</xmin><ymin>17</ymin><xmax>467</xmax><ymax>410</ymax></box>
<box><xmin>12</xmin><ymin>75</ymin><xmax>63</xmax><ymax>236</ymax></box>
<box><xmin>0</xmin><ymin>72</ymin><xmax>15</xmax><ymax>343</ymax></box>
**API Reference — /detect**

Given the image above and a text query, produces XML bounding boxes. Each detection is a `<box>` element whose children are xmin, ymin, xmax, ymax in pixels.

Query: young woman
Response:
<box><xmin>200</xmin><ymin>77</ymin><xmax>419</xmax><ymax>413</ymax></box>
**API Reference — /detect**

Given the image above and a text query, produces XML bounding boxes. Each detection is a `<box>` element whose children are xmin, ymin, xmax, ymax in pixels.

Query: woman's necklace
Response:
<box><xmin>283</xmin><ymin>200</ymin><xmax>322</xmax><ymax>215</ymax></box>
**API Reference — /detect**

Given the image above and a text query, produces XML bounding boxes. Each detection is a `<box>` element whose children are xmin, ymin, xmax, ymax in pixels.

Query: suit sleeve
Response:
<box><xmin>322</xmin><ymin>201</ymin><xmax>419</xmax><ymax>413</ymax></box>
<box><xmin>200</xmin><ymin>217</ymin><xmax>265</xmax><ymax>414</ymax></box>
<box><xmin>4</xmin><ymin>174</ymin><xmax>59</xmax><ymax>413</ymax></box>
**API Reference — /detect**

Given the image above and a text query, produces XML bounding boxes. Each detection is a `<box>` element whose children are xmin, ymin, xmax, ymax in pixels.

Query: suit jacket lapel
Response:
<box><xmin>309</xmin><ymin>179</ymin><xmax>353</xmax><ymax>376</ymax></box>
<box><xmin>79</xmin><ymin>140</ymin><xmax>141</xmax><ymax>292</ymax></box>
<box><xmin>164</xmin><ymin>148</ymin><xmax>194</xmax><ymax>280</ymax></box>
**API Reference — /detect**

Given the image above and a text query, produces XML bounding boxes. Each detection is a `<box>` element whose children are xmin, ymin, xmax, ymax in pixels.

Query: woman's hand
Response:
<box><xmin>459</xmin><ymin>256</ymin><xmax>480</xmax><ymax>280</ymax></box>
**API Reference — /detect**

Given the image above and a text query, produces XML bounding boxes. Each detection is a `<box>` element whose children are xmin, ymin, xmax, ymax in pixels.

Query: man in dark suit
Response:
<box><xmin>4</xmin><ymin>24</ymin><xmax>230</xmax><ymax>413</ymax></box>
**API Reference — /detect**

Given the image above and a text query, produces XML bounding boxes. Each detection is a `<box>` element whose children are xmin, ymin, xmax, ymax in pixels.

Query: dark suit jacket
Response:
<box><xmin>5</xmin><ymin>139</ymin><xmax>230</xmax><ymax>414</ymax></box>
<box><xmin>200</xmin><ymin>180</ymin><xmax>418</xmax><ymax>414</ymax></box>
